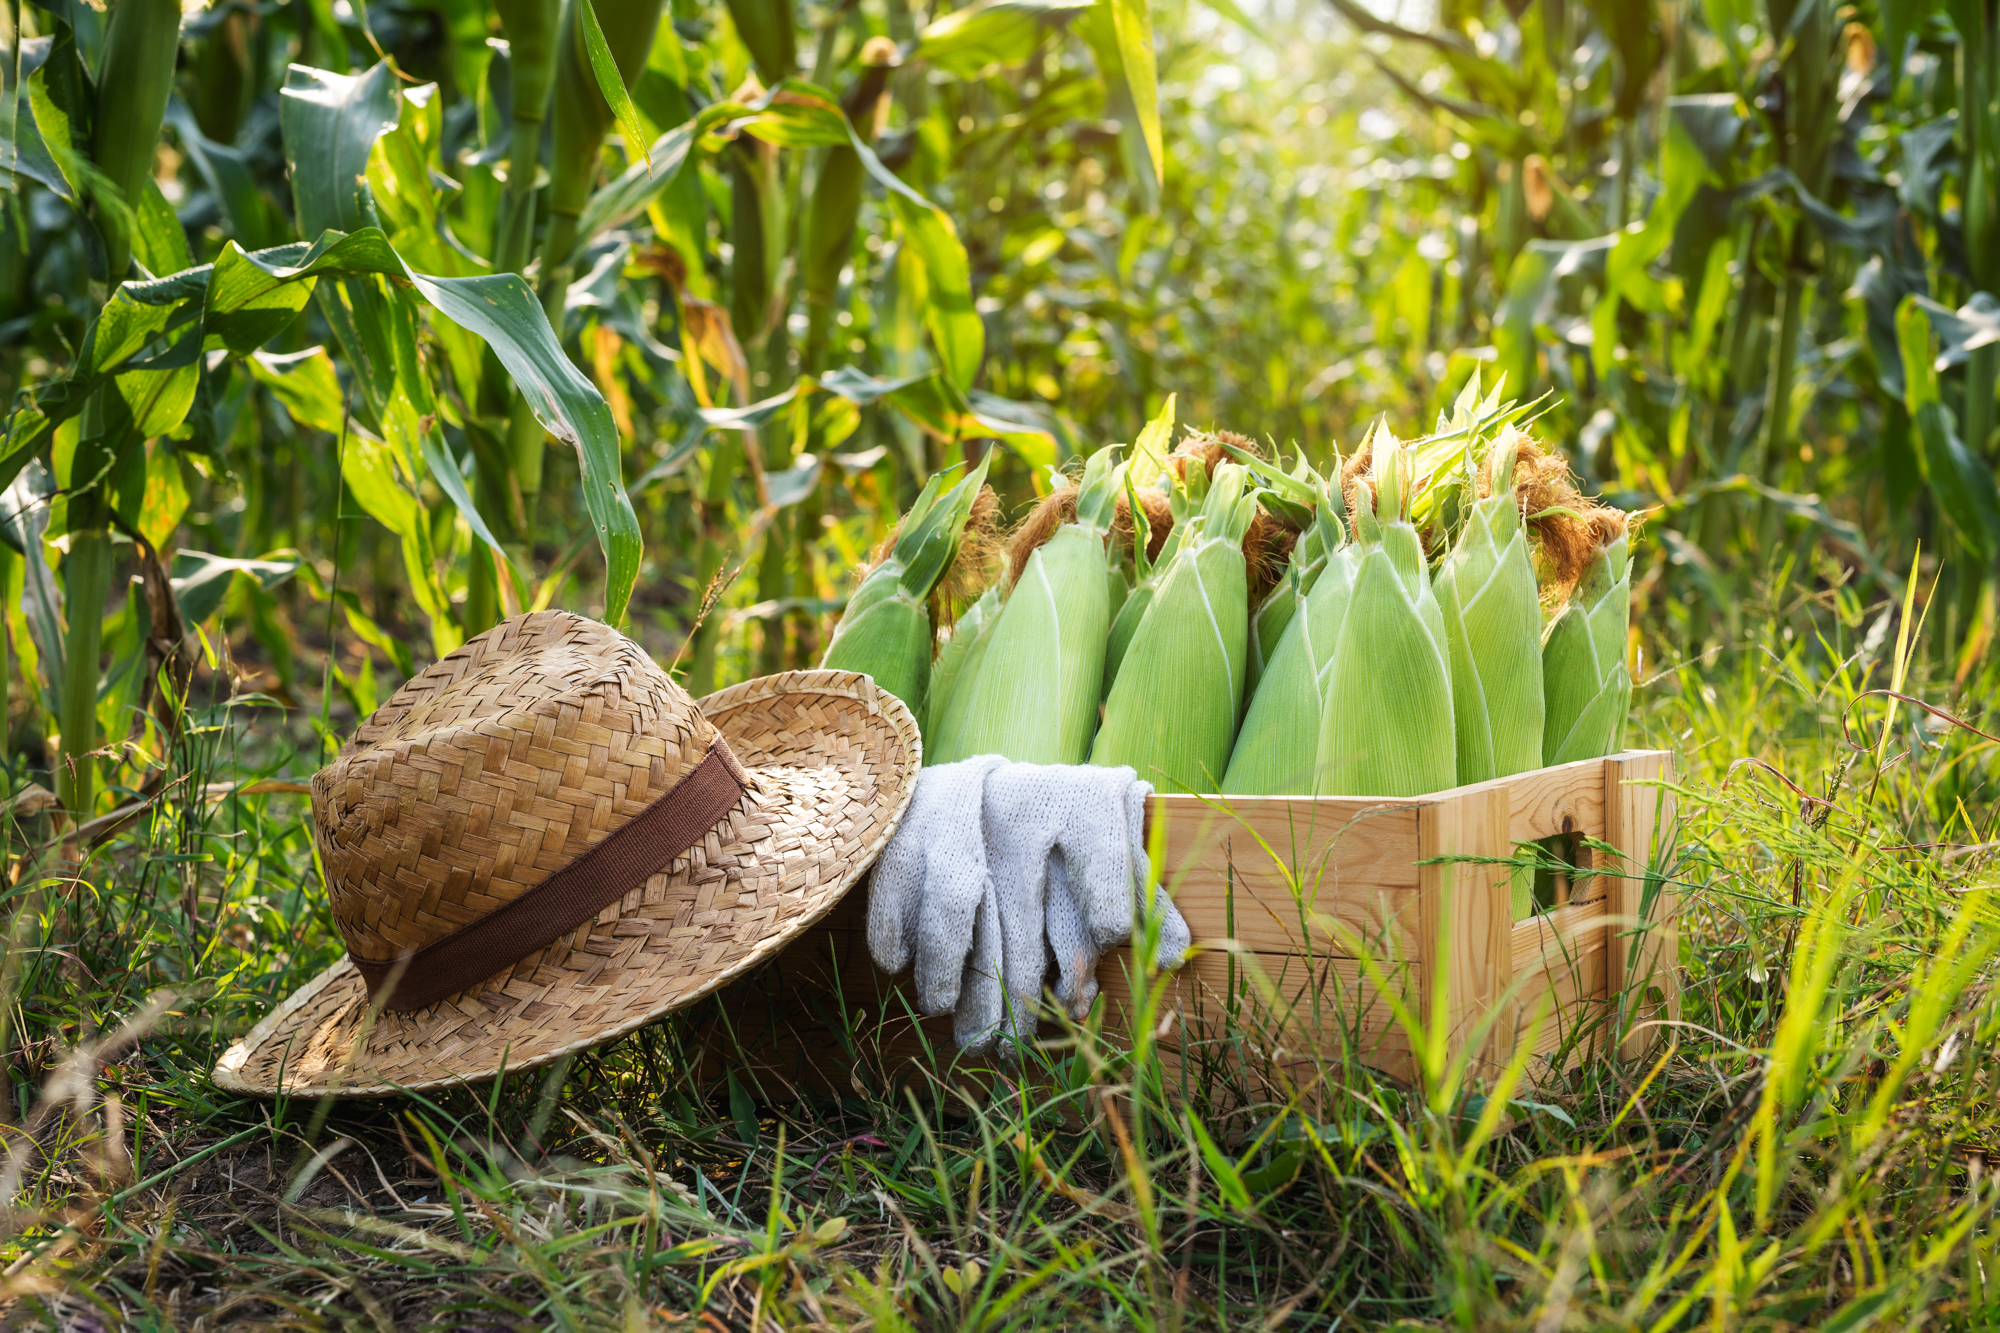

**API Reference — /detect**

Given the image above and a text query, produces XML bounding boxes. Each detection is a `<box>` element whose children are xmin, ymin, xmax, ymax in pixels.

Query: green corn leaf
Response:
<box><xmin>723</xmin><ymin>0</ymin><xmax>796</xmax><ymax>84</ymax></box>
<box><xmin>0</xmin><ymin>224</ymin><xmax>639</xmax><ymax>621</ymax></box>
<box><xmin>278</xmin><ymin>63</ymin><xmax>402</xmax><ymax>239</ymax></box>
<box><xmin>1898</xmin><ymin>295</ymin><xmax>2000</xmax><ymax>561</ymax></box>
<box><xmin>173</xmin><ymin>549</ymin><xmax>306</xmax><ymax>630</ymax></box>
<box><xmin>27</xmin><ymin>46</ymin><xmax>89</xmax><ymax>206</ymax></box>
<box><xmin>571</xmin><ymin>99</ymin><xmax>739</xmax><ymax>247</ymax></box>
<box><xmin>1108</xmin><ymin>0</ymin><xmax>1164</xmax><ymax>205</ymax></box>
<box><xmin>575</xmin><ymin>0</ymin><xmax>652</xmax><ymax>171</ymax></box>
<box><xmin>167</xmin><ymin>101</ymin><xmax>286</xmax><ymax>252</ymax></box>
<box><xmin>585</xmin><ymin>81</ymin><xmax>986</xmax><ymax>389</ymax></box>
<box><xmin>247</xmin><ymin>347</ymin><xmax>346</xmax><ymax>434</ymax></box>
<box><xmin>420</xmin><ymin>431</ymin><xmax>529</xmax><ymax>603</ymax></box>
<box><xmin>1130</xmin><ymin>391</ymin><xmax>1175</xmax><ymax>486</ymax></box>
<box><xmin>1076</xmin><ymin>4</ymin><xmax>1162</xmax><ymax>212</ymax></box>
<box><xmin>133</xmin><ymin>178</ymin><xmax>192</xmax><ymax>280</ymax></box>
<box><xmin>113</xmin><ymin>327</ymin><xmax>200</xmax><ymax>440</ymax></box>
<box><xmin>917</xmin><ymin>0</ymin><xmax>1092</xmax><ymax>79</ymax></box>
<box><xmin>340</xmin><ymin>427</ymin><xmax>461</xmax><ymax>654</ymax></box>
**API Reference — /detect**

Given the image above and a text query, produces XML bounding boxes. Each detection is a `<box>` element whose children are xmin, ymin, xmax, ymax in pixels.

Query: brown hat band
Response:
<box><xmin>350</xmin><ymin>733</ymin><xmax>753</xmax><ymax>1012</ymax></box>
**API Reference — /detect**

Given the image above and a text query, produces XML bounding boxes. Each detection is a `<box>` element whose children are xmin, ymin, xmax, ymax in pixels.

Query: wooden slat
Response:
<box><xmin>1096</xmin><ymin>946</ymin><xmax>1417</xmax><ymax>1087</ymax></box>
<box><xmin>1514</xmin><ymin>939</ymin><xmax>1608</xmax><ymax>1065</ymax></box>
<box><xmin>1511</xmin><ymin>896</ymin><xmax>1608</xmax><ymax>977</ymax></box>
<box><xmin>1148</xmin><ymin>794</ymin><xmax>1425</xmax><ymax>957</ymax></box>
<box><xmin>1503</xmin><ymin>756</ymin><xmax>1610</xmax><ymax>843</ymax></box>
<box><xmin>1417</xmin><ymin>784</ymin><xmax>1512</xmax><ymax>1072</ymax></box>
<box><xmin>1604</xmin><ymin>751</ymin><xmax>1678</xmax><ymax>1060</ymax></box>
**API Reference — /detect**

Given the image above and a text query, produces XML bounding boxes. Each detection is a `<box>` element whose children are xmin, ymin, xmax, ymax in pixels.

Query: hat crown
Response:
<box><xmin>310</xmin><ymin>612</ymin><xmax>718</xmax><ymax>966</ymax></box>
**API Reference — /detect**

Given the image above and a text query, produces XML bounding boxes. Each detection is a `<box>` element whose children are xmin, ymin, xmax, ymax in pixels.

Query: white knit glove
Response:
<box><xmin>1039</xmin><ymin>769</ymin><xmax>1191</xmax><ymax>1020</ymax></box>
<box><xmin>867</xmin><ymin>758</ymin><xmax>1191</xmax><ymax>1057</ymax></box>
<box><xmin>866</xmin><ymin>755</ymin><xmax>1006</xmax><ymax>1022</ymax></box>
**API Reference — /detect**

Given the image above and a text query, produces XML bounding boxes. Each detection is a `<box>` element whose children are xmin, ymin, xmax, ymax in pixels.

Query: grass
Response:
<box><xmin>0</xmin><ymin>568</ymin><xmax>1997</xmax><ymax>1331</ymax></box>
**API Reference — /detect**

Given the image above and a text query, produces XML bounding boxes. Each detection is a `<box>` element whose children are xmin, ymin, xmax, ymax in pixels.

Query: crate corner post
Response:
<box><xmin>1417</xmin><ymin>783</ymin><xmax>1514</xmax><ymax>1083</ymax></box>
<box><xmin>1604</xmin><ymin>750</ymin><xmax>1679</xmax><ymax>1062</ymax></box>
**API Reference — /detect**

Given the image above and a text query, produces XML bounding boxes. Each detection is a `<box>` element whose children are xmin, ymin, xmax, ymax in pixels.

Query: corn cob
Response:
<box><xmin>1231</xmin><ymin>446</ymin><xmax>1334</xmax><ymax>693</ymax></box>
<box><xmin>1541</xmin><ymin>524</ymin><xmax>1632</xmax><ymax>765</ymax></box>
<box><xmin>933</xmin><ymin>447</ymin><xmax>1123</xmax><ymax>765</ymax></box>
<box><xmin>1250</xmin><ymin>530</ymin><xmax>1325</xmax><ymax>692</ymax></box>
<box><xmin>820</xmin><ymin>452</ymin><xmax>991</xmax><ymax>722</ymax></box>
<box><xmin>924</xmin><ymin>585</ymin><xmax>998</xmax><ymax>745</ymax></box>
<box><xmin>1223</xmin><ymin>492</ymin><xmax>1352</xmax><ymax>795</ymax></box>
<box><xmin>1434</xmin><ymin>438</ymin><xmax>1546</xmax><ymax>785</ymax></box>
<box><xmin>91</xmin><ymin>0</ymin><xmax>182</xmax><ymax>284</ymax></box>
<box><xmin>1316</xmin><ymin>437</ymin><xmax>1456</xmax><ymax>797</ymax></box>
<box><xmin>1099</xmin><ymin>396</ymin><xmax>1176</xmax><ymax>646</ymax></box>
<box><xmin>1091</xmin><ymin>462</ymin><xmax>1258</xmax><ymax>792</ymax></box>
<box><xmin>1103</xmin><ymin>459</ymin><xmax>1204</xmax><ymax>697</ymax></box>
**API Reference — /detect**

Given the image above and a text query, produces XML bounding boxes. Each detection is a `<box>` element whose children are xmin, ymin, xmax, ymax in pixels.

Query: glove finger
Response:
<box><xmin>914</xmin><ymin>861</ymin><xmax>986</xmax><ymax>1015</ymax></box>
<box><xmin>1150</xmin><ymin>884</ymin><xmax>1193</xmax><ymax>971</ymax></box>
<box><xmin>865</xmin><ymin>839</ymin><xmax>925</xmax><ymax>975</ymax></box>
<box><xmin>1045</xmin><ymin>769</ymin><xmax>1148</xmax><ymax>948</ymax></box>
<box><xmin>1044</xmin><ymin>860</ymin><xmax>1094</xmax><ymax>1013</ymax></box>
<box><xmin>982</xmin><ymin>764</ymin><xmax>1056</xmax><ymax>1041</ymax></box>
<box><xmin>954</xmin><ymin>877</ymin><xmax>1006</xmax><ymax>1053</ymax></box>
<box><xmin>896</xmin><ymin>758</ymin><xmax>1002</xmax><ymax>1009</ymax></box>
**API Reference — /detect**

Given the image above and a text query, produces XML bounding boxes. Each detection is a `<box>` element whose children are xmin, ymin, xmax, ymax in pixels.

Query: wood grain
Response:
<box><xmin>1148</xmin><ymin>794</ymin><xmax>1425</xmax><ymax>957</ymax></box>
<box><xmin>1511</xmin><ymin>895</ymin><xmax>1609</xmax><ymax>977</ymax></box>
<box><xmin>1417</xmin><ymin>783</ymin><xmax>1513</xmax><ymax>1072</ymax></box>
<box><xmin>1098</xmin><ymin>948</ymin><xmax>1418</xmax><ymax>1091</ymax></box>
<box><xmin>1603</xmin><ymin>751</ymin><xmax>1678</xmax><ymax>1060</ymax></box>
<box><xmin>1513</xmin><ymin>937</ymin><xmax>1608</xmax><ymax>1065</ymax></box>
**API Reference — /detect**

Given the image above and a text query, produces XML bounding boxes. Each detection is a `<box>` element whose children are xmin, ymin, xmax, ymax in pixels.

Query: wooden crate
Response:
<box><xmin>692</xmin><ymin>751</ymin><xmax>1677</xmax><ymax>1100</ymax></box>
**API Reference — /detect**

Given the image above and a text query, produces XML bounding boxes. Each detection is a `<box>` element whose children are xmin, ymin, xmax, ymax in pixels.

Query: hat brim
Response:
<box><xmin>211</xmin><ymin>670</ymin><xmax>920</xmax><ymax>1098</ymax></box>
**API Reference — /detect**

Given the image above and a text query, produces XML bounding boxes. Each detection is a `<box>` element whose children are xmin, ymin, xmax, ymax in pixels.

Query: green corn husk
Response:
<box><xmin>924</xmin><ymin>586</ymin><xmax>999</xmax><ymax>745</ymax></box>
<box><xmin>925</xmin><ymin>589</ymin><xmax>1002</xmax><ymax>762</ymax></box>
<box><xmin>1223</xmin><ymin>500</ymin><xmax>1353</xmax><ymax>795</ymax></box>
<box><xmin>820</xmin><ymin>452</ymin><xmax>991</xmax><ymax>723</ymax></box>
<box><xmin>1232</xmin><ymin>445</ymin><xmax>1336</xmax><ymax>692</ymax></box>
<box><xmin>1091</xmin><ymin>462</ymin><xmax>1258</xmax><ymax>792</ymax></box>
<box><xmin>1103</xmin><ymin>461</ymin><xmax>1205</xmax><ymax>697</ymax></box>
<box><xmin>1434</xmin><ymin>441</ymin><xmax>1546</xmax><ymax>785</ymax></box>
<box><xmin>1541</xmin><ymin>529</ymin><xmax>1633</xmax><ymax>765</ymax></box>
<box><xmin>1316</xmin><ymin>437</ymin><xmax>1456</xmax><ymax>797</ymax></box>
<box><xmin>1104</xmin><ymin>394</ymin><xmax>1176</xmax><ymax>633</ymax></box>
<box><xmin>934</xmin><ymin>448</ymin><xmax>1124</xmax><ymax>765</ymax></box>
<box><xmin>1249</xmin><ymin>529</ymin><xmax>1327</xmax><ymax>691</ymax></box>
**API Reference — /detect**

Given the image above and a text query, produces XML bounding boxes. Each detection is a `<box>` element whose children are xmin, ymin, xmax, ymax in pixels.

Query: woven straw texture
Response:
<box><xmin>212</xmin><ymin>612</ymin><xmax>920</xmax><ymax>1098</ymax></box>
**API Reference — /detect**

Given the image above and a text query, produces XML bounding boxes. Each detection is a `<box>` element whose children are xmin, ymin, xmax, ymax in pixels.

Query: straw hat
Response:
<box><xmin>212</xmin><ymin>611</ymin><xmax>920</xmax><ymax>1098</ymax></box>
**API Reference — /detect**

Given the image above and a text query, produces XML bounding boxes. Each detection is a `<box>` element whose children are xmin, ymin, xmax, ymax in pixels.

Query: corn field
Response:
<box><xmin>0</xmin><ymin>0</ymin><xmax>1996</xmax><ymax>1324</ymax></box>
